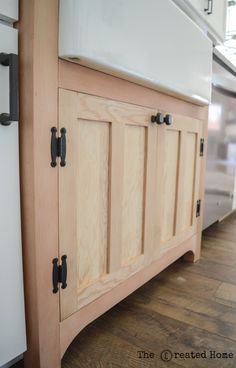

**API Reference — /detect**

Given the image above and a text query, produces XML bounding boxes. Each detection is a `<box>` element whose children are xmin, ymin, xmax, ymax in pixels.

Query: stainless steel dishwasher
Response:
<box><xmin>203</xmin><ymin>52</ymin><xmax>236</xmax><ymax>229</ymax></box>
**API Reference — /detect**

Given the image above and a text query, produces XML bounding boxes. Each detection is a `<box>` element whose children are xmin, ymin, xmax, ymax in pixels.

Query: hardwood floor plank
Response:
<box><xmin>183</xmin><ymin>258</ymin><xmax>236</xmax><ymax>285</ymax></box>
<box><xmin>126</xmin><ymin>284</ymin><xmax>236</xmax><ymax>341</ymax></box>
<box><xmin>215</xmin><ymin>283</ymin><xmax>236</xmax><ymax>305</ymax></box>
<box><xmin>63</xmin><ymin>321</ymin><xmax>182</xmax><ymax>368</ymax></box>
<box><xmin>13</xmin><ymin>212</ymin><xmax>236</xmax><ymax>367</ymax></box>
<box><xmin>99</xmin><ymin>302</ymin><xmax>236</xmax><ymax>368</ymax></box>
<box><xmin>155</xmin><ymin>263</ymin><xmax>221</xmax><ymax>299</ymax></box>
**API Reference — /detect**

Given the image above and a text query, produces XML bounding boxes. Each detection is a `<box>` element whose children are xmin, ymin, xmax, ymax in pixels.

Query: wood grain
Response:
<box><xmin>59</xmin><ymin>59</ymin><xmax>208</xmax><ymax>121</ymax></box>
<box><xmin>59</xmin><ymin>89</ymin><xmax>79</xmax><ymax>319</ymax></box>
<box><xmin>60</xmin><ymin>234</ymin><xmax>198</xmax><ymax>356</ymax></box>
<box><xmin>18</xmin><ymin>0</ymin><xmax>60</xmax><ymax>367</ymax></box>
<box><xmin>161</xmin><ymin>129</ymin><xmax>180</xmax><ymax>242</ymax></box>
<box><xmin>160</xmin><ymin>114</ymin><xmax>203</xmax><ymax>250</ymax></box>
<box><xmin>59</xmin><ymin>90</ymin><xmax>163</xmax><ymax>314</ymax></box>
<box><xmin>58</xmin><ymin>90</ymin><xmax>203</xmax><ymax>321</ymax></box>
<box><xmin>76</xmin><ymin>120</ymin><xmax>110</xmax><ymax>288</ymax></box>
<box><xmin>108</xmin><ymin>122</ymin><xmax>125</xmax><ymax>272</ymax></box>
<box><xmin>121</xmin><ymin>125</ymin><xmax>146</xmax><ymax>265</ymax></box>
<box><xmin>179</xmin><ymin>132</ymin><xmax>196</xmax><ymax>231</ymax></box>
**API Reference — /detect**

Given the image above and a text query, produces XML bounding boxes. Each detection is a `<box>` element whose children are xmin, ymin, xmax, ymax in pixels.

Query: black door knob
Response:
<box><xmin>164</xmin><ymin>114</ymin><xmax>173</xmax><ymax>125</ymax></box>
<box><xmin>151</xmin><ymin>112</ymin><xmax>164</xmax><ymax>124</ymax></box>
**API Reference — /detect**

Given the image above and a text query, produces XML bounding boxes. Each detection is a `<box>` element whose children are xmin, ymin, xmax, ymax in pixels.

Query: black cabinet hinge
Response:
<box><xmin>52</xmin><ymin>255</ymin><xmax>67</xmax><ymax>293</ymax></box>
<box><xmin>200</xmin><ymin>138</ymin><xmax>204</xmax><ymax>157</ymax></box>
<box><xmin>51</xmin><ymin>127</ymin><xmax>66</xmax><ymax>167</ymax></box>
<box><xmin>196</xmin><ymin>200</ymin><xmax>201</xmax><ymax>217</ymax></box>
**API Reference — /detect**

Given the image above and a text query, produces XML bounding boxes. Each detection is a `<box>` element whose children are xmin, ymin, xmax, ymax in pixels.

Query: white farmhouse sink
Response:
<box><xmin>59</xmin><ymin>0</ymin><xmax>212</xmax><ymax>105</ymax></box>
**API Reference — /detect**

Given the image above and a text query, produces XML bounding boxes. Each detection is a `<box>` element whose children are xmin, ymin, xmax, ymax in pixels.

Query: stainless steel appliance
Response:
<box><xmin>203</xmin><ymin>52</ymin><xmax>236</xmax><ymax>229</ymax></box>
<box><xmin>0</xmin><ymin>1</ymin><xmax>26</xmax><ymax>367</ymax></box>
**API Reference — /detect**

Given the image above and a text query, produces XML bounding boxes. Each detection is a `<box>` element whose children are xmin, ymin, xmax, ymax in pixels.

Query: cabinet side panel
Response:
<box><xmin>121</xmin><ymin>125</ymin><xmax>146</xmax><ymax>265</ymax></box>
<box><xmin>77</xmin><ymin>120</ymin><xmax>110</xmax><ymax>289</ymax></box>
<box><xmin>161</xmin><ymin>130</ymin><xmax>180</xmax><ymax>242</ymax></box>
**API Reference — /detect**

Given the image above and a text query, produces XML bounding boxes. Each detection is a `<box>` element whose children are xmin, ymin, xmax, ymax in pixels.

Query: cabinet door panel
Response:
<box><xmin>159</xmin><ymin>114</ymin><xmax>203</xmax><ymax>252</ymax></box>
<box><xmin>59</xmin><ymin>89</ymin><xmax>156</xmax><ymax>319</ymax></box>
<box><xmin>121</xmin><ymin>125</ymin><xmax>146</xmax><ymax>265</ymax></box>
<box><xmin>161</xmin><ymin>130</ymin><xmax>180</xmax><ymax>243</ymax></box>
<box><xmin>77</xmin><ymin>119</ymin><xmax>110</xmax><ymax>289</ymax></box>
<box><xmin>178</xmin><ymin>132</ymin><xmax>197</xmax><ymax>232</ymax></box>
<box><xmin>59</xmin><ymin>89</ymin><xmax>203</xmax><ymax>318</ymax></box>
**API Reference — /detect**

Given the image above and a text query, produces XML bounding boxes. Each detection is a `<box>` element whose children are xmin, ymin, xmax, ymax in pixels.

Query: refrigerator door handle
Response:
<box><xmin>0</xmin><ymin>52</ymin><xmax>18</xmax><ymax>126</ymax></box>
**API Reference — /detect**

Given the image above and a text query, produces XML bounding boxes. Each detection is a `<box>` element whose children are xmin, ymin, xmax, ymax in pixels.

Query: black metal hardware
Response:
<box><xmin>52</xmin><ymin>258</ymin><xmax>59</xmax><ymax>293</ymax></box>
<box><xmin>196</xmin><ymin>200</ymin><xmax>201</xmax><ymax>217</ymax></box>
<box><xmin>200</xmin><ymin>138</ymin><xmax>204</xmax><ymax>156</ymax></box>
<box><xmin>204</xmin><ymin>0</ymin><xmax>213</xmax><ymax>14</ymax></box>
<box><xmin>204</xmin><ymin>0</ymin><xmax>210</xmax><ymax>12</ymax></box>
<box><xmin>0</xmin><ymin>53</ymin><xmax>19</xmax><ymax>126</ymax></box>
<box><xmin>60</xmin><ymin>255</ymin><xmax>67</xmax><ymax>289</ymax></box>
<box><xmin>51</xmin><ymin>127</ymin><xmax>58</xmax><ymax>167</ymax></box>
<box><xmin>151</xmin><ymin>112</ymin><xmax>164</xmax><ymax>124</ymax></box>
<box><xmin>60</xmin><ymin>128</ymin><xmax>66</xmax><ymax>167</ymax></box>
<box><xmin>164</xmin><ymin>114</ymin><xmax>173</xmax><ymax>126</ymax></box>
<box><xmin>50</xmin><ymin>127</ymin><xmax>67</xmax><ymax>167</ymax></box>
<box><xmin>52</xmin><ymin>255</ymin><xmax>67</xmax><ymax>294</ymax></box>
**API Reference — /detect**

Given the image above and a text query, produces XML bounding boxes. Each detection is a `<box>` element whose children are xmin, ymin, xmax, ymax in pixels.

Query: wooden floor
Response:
<box><xmin>14</xmin><ymin>212</ymin><xmax>236</xmax><ymax>367</ymax></box>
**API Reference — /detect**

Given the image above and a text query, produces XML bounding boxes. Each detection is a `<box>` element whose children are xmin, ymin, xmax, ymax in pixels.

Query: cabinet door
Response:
<box><xmin>206</xmin><ymin>0</ymin><xmax>227</xmax><ymax>42</ymax></box>
<box><xmin>188</xmin><ymin>0</ymin><xmax>204</xmax><ymax>13</ymax></box>
<box><xmin>156</xmin><ymin>114</ymin><xmax>203</xmax><ymax>253</ymax></box>
<box><xmin>187</xmin><ymin>0</ymin><xmax>227</xmax><ymax>42</ymax></box>
<box><xmin>0</xmin><ymin>0</ymin><xmax>18</xmax><ymax>22</ymax></box>
<box><xmin>58</xmin><ymin>89</ymin><xmax>157</xmax><ymax>320</ymax></box>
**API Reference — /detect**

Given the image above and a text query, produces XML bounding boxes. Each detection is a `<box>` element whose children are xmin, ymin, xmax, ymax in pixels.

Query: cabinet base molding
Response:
<box><xmin>60</xmin><ymin>234</ymin><xmax>199</xmax><ymax>357</ymax></box>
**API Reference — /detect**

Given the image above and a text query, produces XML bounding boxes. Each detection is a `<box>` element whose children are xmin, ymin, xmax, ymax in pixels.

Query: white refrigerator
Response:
<box><xmin>0</xmin><ymin>0</ymin><xmax>27</xmax><ymax>367</ymax></box>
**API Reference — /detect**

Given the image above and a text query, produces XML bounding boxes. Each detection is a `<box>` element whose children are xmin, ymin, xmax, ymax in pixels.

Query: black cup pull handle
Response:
<box><xmin>0</xmin><ymin>53</ymin><xmax>19</xmax><ymax>126</ymax></box>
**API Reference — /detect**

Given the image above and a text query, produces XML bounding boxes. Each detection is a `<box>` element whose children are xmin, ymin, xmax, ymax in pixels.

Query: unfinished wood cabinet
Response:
<box><xmin>59</xmin><ymin>89</ymin><xmax>158</xmax><ymax>319</ymax></box>
<box><xmin>58</xmin><ymin>89</ymin><xmax>204</xmax><ymax>322</ymax></box>
<box><xmin>19</xmin><ymin>3</ymin><xmax>208</xmax><ymax>365</ymax></box>
<box><xmin>157</xmin><ymin>115</ymin><xmax>203</xmax><ymax>251</ymax></box>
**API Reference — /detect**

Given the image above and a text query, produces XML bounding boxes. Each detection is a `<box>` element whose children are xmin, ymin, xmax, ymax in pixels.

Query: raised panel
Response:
<box><xmin>161</xmin><ymin>130</ymin><xmax>180</xmax><ymax>242</ymax></box>
<box><xmin>77</xmin><ymin>120</ymin><xmax>110</xmax><ymax>289</ymax></box>
<box><xmin>121</xmin><ymin>125</ymin><xmax>146</xmax><ymax>265</ymax></box>
<box><xmin>159</xmin><ymin>114</ymin><xmax>203</xmax><ymax>252</ymax></box>
<box><xmin>179</xmin><ymin>132</ymin><xmax>197</xmax><ymax>232</ymax></box>
<box><xmin>59</xmin><ymin>89</ymin><xmax>158</xmax><ymax>316</ymax></box>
